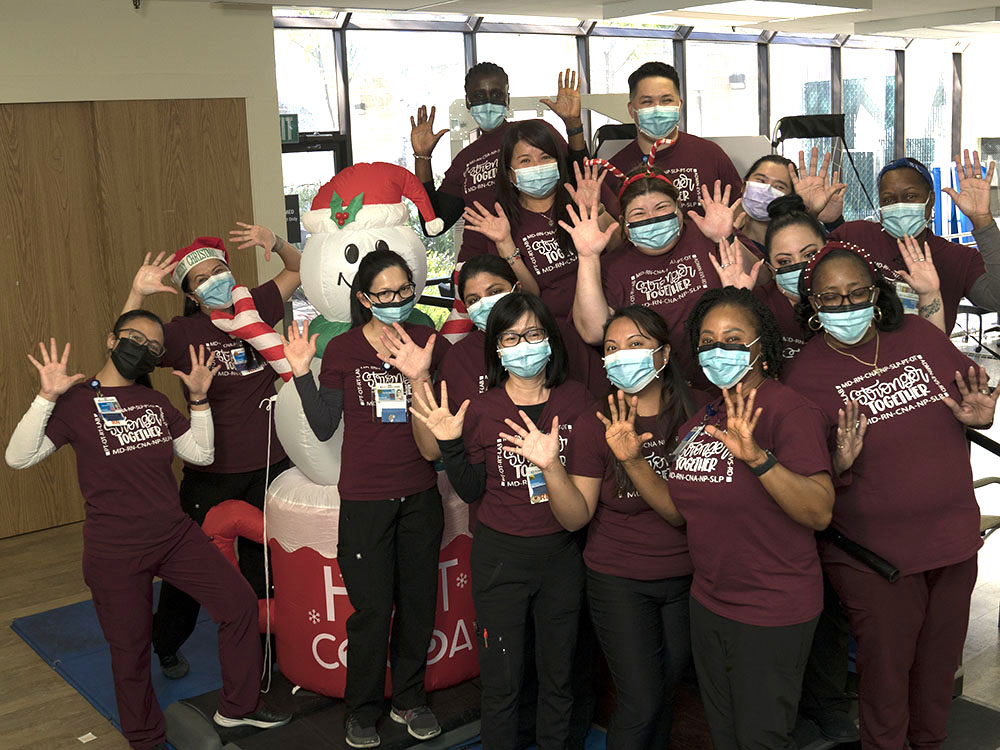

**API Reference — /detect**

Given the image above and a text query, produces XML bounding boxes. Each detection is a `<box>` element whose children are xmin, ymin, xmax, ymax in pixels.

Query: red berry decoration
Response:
<box><xmin>329</xmin><ymin>190</ymin><xmax>365</xmax><ymax>228</ymax></box>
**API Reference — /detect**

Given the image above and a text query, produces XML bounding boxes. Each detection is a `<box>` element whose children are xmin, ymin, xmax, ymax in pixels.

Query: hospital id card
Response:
<box><xmin>895</xmin><ymin>280</ymin><xmax>920</xmax><ymax>315</ymax></box>
<box><xmin>375</xmin><ymin>383</ymin><xmax>407</xmax><ymax>423</ymax></box>
<box><xmin>527</xmin><ymin>464</ymin><xmax>549</xmax><ymax>504</ymax></box>
<box><xmin>94</xmin><ymin>396</ymin><xmax>126</xmax><ymax>425</ymax></box>
<box><xmin>670</xmin><ymin>424</ymin><xmax>705</xmax><ymax>463</ymax></box>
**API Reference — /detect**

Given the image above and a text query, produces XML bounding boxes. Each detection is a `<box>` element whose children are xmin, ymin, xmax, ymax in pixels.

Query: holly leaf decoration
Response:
<box><xmin>330</xmin><ymin>190</ymin><xmax>365</xmax><ymax>228</ymax></box>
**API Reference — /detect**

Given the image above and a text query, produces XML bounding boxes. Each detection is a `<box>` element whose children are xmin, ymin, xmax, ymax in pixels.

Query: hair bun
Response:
<box><xmin>767</xmin><ymin>193</ymin><xmax>807</xmax><ymax>219</ymax></box>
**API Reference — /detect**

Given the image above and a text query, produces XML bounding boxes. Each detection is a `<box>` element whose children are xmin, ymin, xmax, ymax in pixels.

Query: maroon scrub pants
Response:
<box><xmin>825</xmin><ymin>554</ymin><xmax>978</xmax><ymax>750</ymax></box>
<box><xmin>82</xmin><ymin>518</ymin><xmax>262</xmax><ymax>750</ymax></box>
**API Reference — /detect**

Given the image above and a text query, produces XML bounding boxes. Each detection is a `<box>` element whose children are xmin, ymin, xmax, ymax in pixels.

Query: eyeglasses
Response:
<box><xmin>498</xmin><ymin>327</ymin><xmax>548</xmax><ymax>348</ymax></box>
<box><xmin>810</xmin><ymin>285</ymin><xmax>877</xmax><ymax>309</ymax></box>
<box><xmin>118</xmin><ymin>328</ymin><xmax>165</xmax><ymax>357</ymax></box>
<box><xmin>366</xmin><ymin>283</ymin><xmax>416</xmax><ymax>305</ymax></box>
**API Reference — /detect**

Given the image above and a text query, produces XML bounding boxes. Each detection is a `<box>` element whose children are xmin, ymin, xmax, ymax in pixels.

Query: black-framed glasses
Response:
<box><xmin>811</xmin><ymin>285</ymin><xmax>877</xmax><ymax>309</ymax></box>
<box><xmin>498</xmin><ymin>327</ymin><xmax>548</xmax><ymax>348</ymax></box>
<box><xmin>118</xmin><ymin>328</ymin><xmax>166</xmax><ymax>357</ymax></box>
<box><xmin>367</xmin><ymin>283</ymin><xmax>416</xmax><ymax>305</ymax></box>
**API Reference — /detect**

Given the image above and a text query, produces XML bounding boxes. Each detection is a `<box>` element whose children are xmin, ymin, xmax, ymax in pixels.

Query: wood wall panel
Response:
<box><xmin>0</xmin><ymin>98</ymin><xmax>258</xmax><ymax>539</ymax></box>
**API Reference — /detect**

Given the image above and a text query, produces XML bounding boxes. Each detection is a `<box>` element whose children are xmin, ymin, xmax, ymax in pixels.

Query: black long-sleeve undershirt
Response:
<box><xmin>438</xmin><ymin>436</ymin><xmax>486</xmax><ymax>504</ymax></box>
<box><xmin>294</xmin><ymin>374</ymin><xmax>344</xmax><ymax>442</ymax></box>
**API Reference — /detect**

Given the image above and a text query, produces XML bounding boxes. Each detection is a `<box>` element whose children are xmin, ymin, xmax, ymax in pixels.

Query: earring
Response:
<box><xmin>762</xmin><ymin>360</ymin><xmax>769</xmax><ymax>371</ymax></box>
<box><xmin>808</xmin><ymin>313</ymin><xmax>822</xmax><ymax>331</ymax></box>
<box><xmin>874</xmin><ymin>306</ymin><xmax>883</xmax><ymax>323</ymax></box>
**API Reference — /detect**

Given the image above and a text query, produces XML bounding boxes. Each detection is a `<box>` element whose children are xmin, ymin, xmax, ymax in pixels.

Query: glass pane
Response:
<box><xmin>273</xmin><ymin>7</ymin><xmax>342</xmax><ymax>20</ymax></box>
<box><xmin>350</xmin><ymin>11</ymin><xmax>467</xmax><ymax>23</ymax></box>
<box><xmin>841</xmin><ymin>48</ymin><xmax>896</xmax><ymax>221</ymax></box>
<box><xmin>685</xmin><ymin>42</ymin><xmax>760</xmax><ymax>137</ymax></box>
<box><xmin>595</xmin><ymin>15</ymin><xmax>677</xmax><ymax>29</ymax></box>
<box><xmin>769</xmin><ymin>44</ymin><xmax>832</xmax><ymax>159</ymax></box>
<box><xmin>904</xmin><ymin>41</ymin><xmax>953</xmax><ymax>170</ymax></box>
<box><xmin>589</xmin><ymin>37</ymin><xmax>673</xmax><ymax>131</ymax></box>
<box><xmin>482</xmin><ymin>14</ymin><xmax>582</xmax><ymax>26</ymax></box>
<box><xmin>274</xmin><ymin>29</ymin><xmax>341</xmax><ymax>132</ymax></box>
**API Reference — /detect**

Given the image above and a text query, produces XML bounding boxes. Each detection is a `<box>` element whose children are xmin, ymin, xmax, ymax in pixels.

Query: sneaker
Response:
<box><xmin>159</xmin><ymin>652</ymin><xmax>189</xmax><ymax>680</ymax></box>
<box><xmin>213</xmin><ymin>705</ymin><xmax>291</xmax><ymax>730</ymax></box>
<box><xmin>345</xmin><ymin>716</ymin><xmax>381</xmax><ymax>748</ymax></box>
<box><xmin>390</xmin><ymin>705</ymin><xmax>441</xmax><ymax>741</ymax></box>
<box><xmin>806</xmin><ymin>709</ymin><xmax>860</xmax><ymax>743</ymax></box>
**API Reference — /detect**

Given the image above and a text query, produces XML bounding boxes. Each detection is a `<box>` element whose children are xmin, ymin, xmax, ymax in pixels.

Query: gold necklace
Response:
<box><xmin>824</xmin><ymin>330</ymin><xmax>881</xmax><ymax>374</ymax></box>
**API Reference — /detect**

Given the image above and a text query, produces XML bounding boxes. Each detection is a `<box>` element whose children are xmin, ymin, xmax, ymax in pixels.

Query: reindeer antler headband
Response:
<box><xmin>585</xmin><ymin>137</ymin><xmax>678</xmax><ymax>201</ymax></box>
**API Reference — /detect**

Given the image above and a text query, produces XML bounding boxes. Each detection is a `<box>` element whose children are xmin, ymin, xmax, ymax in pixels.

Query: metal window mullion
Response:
<box><xmin>894</xmin><ymin>49</ymin><xmax>905</xmax><ymax>159</ymax></box>
<box><xmin>758</xmin><ymin>40</ymin><xmax>770</xmax><ymax>138</ymax></box>
<box><xmin>334</xmin><ymin>20</ymin><xmax>353</xmax><ymax>166</ymax></box>
<box><xmin>577</xmin><ymin>33</ymin><xmax>592</xmax><ymax>145</ymax></box>
<box><xmin>674</xmin><ymin>27</ymin><xmax>691</xmax><ymax>133</ymax></box>
<box><xmin>831</xmin><ymin>45</ymin><xmax>842</xmax><ymax>117</ymax></box>
<box><xmin>952</xmin><ymin>51</ymin><xmax>962</xmax><ymax>160</ymax></box>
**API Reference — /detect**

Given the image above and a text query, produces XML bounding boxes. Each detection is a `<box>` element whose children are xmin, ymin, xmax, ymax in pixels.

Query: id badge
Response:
<box><xmin>527</xmin><ymin>464</ymin><xmax>549</xmax><ymax>504</ymax></box>
<box><xmin>233</xmin><ymin>348</ymin><xmax>248</xmax><ymax>372</ymax></box>
<box><xmin>375</xmin><ymin>383</ymin><xmax>407</xmax><ymax>423</ymax></box>
<box><xmin>895</xmin><ymin>280</ymin><xmax>920</xmax><ymax>315</ymax></box>
<box><xmin>94</xmin><ymin>396</ymin><xmax>126</xmax><ymax>425</ymax></box>
<box><xmin>670</xmin><ymin>424</ymin><xmax>705</xmax><ymax>463</ymax></box>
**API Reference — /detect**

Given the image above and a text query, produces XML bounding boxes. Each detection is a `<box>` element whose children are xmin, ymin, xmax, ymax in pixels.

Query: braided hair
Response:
<box><xmin>465</xmin><ymin>62</ymin><xmax>508</xmax><ymax>89</ymax></box>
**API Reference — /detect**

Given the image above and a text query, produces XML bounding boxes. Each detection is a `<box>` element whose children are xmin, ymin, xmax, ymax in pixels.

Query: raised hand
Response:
<box><xmin>596</xmin><ymin>390</ymin><xmax>653</xmax><ymax>463</ymax></box>
<box><xmin>500</xmin><ymin>411</ymin><xmax>561</xmax><ymax>471</ymax></box>
<box><xmin>834</xmin><ymin>400</ymin><xmax>867</xmax><ymax>474</ymax></box>
<box><xmin>943</xmin><ymin>366</ymin><xmax>1000</xmax><ymax>427</ymax></box>
<box><xmin>173</xmin><ymin>344</ymin><xmax>220</xmax><ymax>398</ymax></box>
<box><xmin>28</xmin><ymin>339</ymin><xmax>85</xmax><ymax>402</ymax></box>
<box><xmin>463</xmin><ymin>201</ymin><xmax>513</xmax><ymax>245</ymax></box>
<box><xmin>539</xmin><ymin>69</ymin><xmax>581</xmax><ymax>125</ymax></box>
<box><xmin>410</xmin><ymin>104</ymin><xmax>448</xmax><ymax>158</ymax></box>
<box><xmin>689</xmin><ymin>180</ymin><xmax>739</xmax><ymax>242</ymax></box>
<box><xmin>709</xmin><ymin>236</ymin><xmax>761</xmax><ymax>290</ymax></box>
<box><xmin>282</xmin><ymin>319</ymin><xmax>319</xmax><ymax>377</ymax></box>
<box><xmin>230</xmin><ymin>222</ymin><xmax>277</xmax><ymax>261</ymax></box>
<box><xmin>704</xmin><ymin>383</ymin><xmax>765</xmax><ymax>465</ymax></box>
<box><xmin>943</xmin><ymin>149</ymin><xmax>997</xmax><ymax>227</ymax></box>
<box><xmin>790</xmin><ymin>147</ymin><xmax>847</xmax><ymax>217</ymax></box>
<box><xmin>558</xmin><ymin>200</ymin><xmax>618</xmax><ymax>260</ymax></box>
<box><xmin>896</xmin><ymin>236</ymin><xmax>939</xmax><ymax>295</ymax></box>
<box><xmin>565</xmin><ymin>161</ymin><xmax>608</xmax><ymax>213</ymax></box>
<box><xmin>410</xmin><ymin>380</ymin><xmax>469</xmax><ymax>441</ymax></box>
<box><xmin>379</xmin><ymin>323</ymin><xmax>434</xmax><ymax>381</ymax></box>
<box><xmin>131</xmin><ymin>252</ymin><xmax>179</xmax><ymax>298</ymax></box>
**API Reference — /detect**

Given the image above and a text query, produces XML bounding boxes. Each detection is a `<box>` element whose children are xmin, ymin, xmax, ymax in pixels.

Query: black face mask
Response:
<box><xmin>111</xmin><ymin>338</ymin><xmax>160</xmax><ymax>380</ymax></box>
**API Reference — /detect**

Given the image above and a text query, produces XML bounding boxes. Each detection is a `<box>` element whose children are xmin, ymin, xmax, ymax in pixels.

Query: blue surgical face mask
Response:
<box><xmin>604</xmin><ymin>346</ymin><xmax>665</xmax><ymax>394</ymax></box>
<box><xmin>635</xmin><ymin>105</ymin><xmax>680</xmax><ymax>139</ymax></box>
<box><xmin>879</xmin><ymin>195</ymin><xmax>931</xmax><ymax>238</ymax></box>
<box><xmin>774</xmin><ymin>262</ymin><xmax>807</xmax><ymax>298</ymax></box>
<box><xmin>499</xmin><ymin>339</ymin><xmax>551</xmax><ymax>379</ymax></box>
<box><xmin>514</xmin><ymin>162</ymin><xmax>560</xmax><ymax>198</ymax></box>
<box><xmin>469</xmin><ymin>103</ymin><xmax>506</xmax><ymax>131</ymax></box>
<box><xmin>818</xmin><ymin>303</ymin><xmax>875</xmax><ymax>345</ymax></box>
<box><xmin>368</xmin><ymin>296</ymin><xmax>418</xmax><ymax>326</ymax></box>
<box><xmin>467</xmin><ymin>290</ymin><xmax>513</xmax><ymax>332</ymax></box>
<box><xmin>742</xmin><ymin>180</ymin><xmax>785</xmax><ymax>222</ymax></box>
<box><xmin>698</xmin><ymin>337</ymin><xmax>760</xmax><ymax>390</ymax></box>
<box><xmin>194</xmin><ymin>270</ymin><xmax>235</xmax><ymax>310</ymax></box>
<box><xmin>627</xmin><ymin>213</ymin><xmax>680</xmax><ymax>251</ymax></box>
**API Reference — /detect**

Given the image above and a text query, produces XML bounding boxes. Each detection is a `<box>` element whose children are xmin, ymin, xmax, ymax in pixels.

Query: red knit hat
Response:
<box><xmin>311</xmin><ymin>162</ymin><xmax>444</xmax><ymax>236</ymax></box>
<box><xmin>172</xmin><ymin>236</ymin><xmax>230</xmax><ymax>286</ymax></box>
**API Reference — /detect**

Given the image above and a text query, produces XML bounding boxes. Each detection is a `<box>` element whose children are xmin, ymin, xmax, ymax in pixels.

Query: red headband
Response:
<box><xmin>586</xmin><ymin>136</ymin><xmax>678</xmax><ymax>201</ymax></box>
<box><xmin>801</xmin><ymin>240</ymin><xmax>878</xmax><ymax>293</ymax></box>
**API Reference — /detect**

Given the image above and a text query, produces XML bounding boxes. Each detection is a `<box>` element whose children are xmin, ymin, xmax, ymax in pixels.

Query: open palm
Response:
<box><xmin>463</xmin><ymin>201</ymin><xmax>512</xmax><ymax>244</ymax></box>
<box><xmin>410</xmin><ymin>381</ymin><xmax>468</xmax><ymax>441</ymax></box>
<box><xmin>704</xmin><ymin>383</ymin><xmax>764</xmax><ymax>464</ymax></box>
<box><xmin>500</xmin><ymin>412</ymin><xmax>561</xmax><ymax>470</ymax></box>
<box><xmin>597</xmin><ymin>391</ymin><xmax>652</xmax><ymax>462</ymax></box>
<box><xmin>28</xmin><ymin>339</ymin><xmax>85</xmax><ymax>401</ymax></box>
<box><xmin>282</xmin><ymin>320</ymin><xmax>319</xmax><ymax>377</ymax></box>
<box><xmin>131</xmin><ymin>252</ymin><xmax>178</xmax><ymax>297</ymax></box>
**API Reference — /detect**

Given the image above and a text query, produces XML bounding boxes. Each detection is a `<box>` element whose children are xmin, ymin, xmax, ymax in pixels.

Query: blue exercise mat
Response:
<box><xmin>10</xmin><ymin>581</ymin><xmax>221</xmax><ymax>731</ymax></box>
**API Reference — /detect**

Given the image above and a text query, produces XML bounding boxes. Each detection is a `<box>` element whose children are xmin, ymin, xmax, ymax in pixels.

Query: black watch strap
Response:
<box><xmin>750</xmin><ymin>449</ymin><xmax>778</xmax><ymax>477</ymax></box>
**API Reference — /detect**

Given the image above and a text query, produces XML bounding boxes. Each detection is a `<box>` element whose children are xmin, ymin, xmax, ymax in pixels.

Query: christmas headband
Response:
<box><xmin>585</xmin><ymin>137</ymin><xmax>678</xmax><ymax>201</ymax></box>
<box><xmin>801</xmin><ymin>240</ymin><xmax>878</xmax><ymax>293</ymax></box>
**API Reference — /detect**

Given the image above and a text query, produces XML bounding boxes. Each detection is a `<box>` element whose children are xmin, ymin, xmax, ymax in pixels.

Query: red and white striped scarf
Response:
<box><xmin>440</xmin><ymin>262</ymin><xmax>473</xmax><ymax>343</ymax></box>
<box><xmin>210</xmin><ymin>286</ymin><xmax>293</xmax><ymax>382</ymax></box>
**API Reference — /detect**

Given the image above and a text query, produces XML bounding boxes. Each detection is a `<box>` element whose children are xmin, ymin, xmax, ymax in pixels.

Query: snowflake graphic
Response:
<box><xmin>456</xmin><ymin>573</ymin><xmax>468</xmax><ymax>588</ymax></box>
<box><xmin>308</xmin><ymin>609</ymin><xmax>321</xmax><ymax>624</ymax></box>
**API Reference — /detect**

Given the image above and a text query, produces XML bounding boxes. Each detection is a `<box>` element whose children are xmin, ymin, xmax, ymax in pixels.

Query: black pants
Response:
<box><xmin>587</xmin><ymin>569</ymin><xmax>693</xmax><ymax>750</ymax></box>
<box><xmin>471</xmin><ymin>523</ymin><xmax>584</xmax><ymax>750</ymax></box>
<box><xmin>690</xmin><ymin>598</ymin><xmax>817</xmax><ymax>750</ymax></box>
<box><xmin>337</xmin><ymin>486</ymin><xmax>444</xmax><ymax>725</ymax></box>
<box><xmin>152</xmin><ymin>457</ymin><xmax>291</xmax><ymax>659</ymax></box>
<box><xmin>798</xmin><ymin>572</ymin><xmax>851</xmax><ymax>717</ymax></box>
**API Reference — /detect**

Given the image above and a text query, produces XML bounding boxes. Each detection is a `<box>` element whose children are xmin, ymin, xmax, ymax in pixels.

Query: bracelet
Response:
<box><xmin>566</xmin><ymin>125</ymin><xmax>584</xmax><ymax>136</ymax></box>
<box><xmin>271</xmin><ymin>234</ymin><xmax>284</xmax><ymax>252</ymax></box>
<box><xmin>414</xmin><ymin>154</ymin><xmax>432</xmax><ymax>161</ymax></box>
<box><xmin>749</xmin><ymin>449</ymin><xmax>778</xmax><ymax>477</ymax></box>
<box><xmin>188</xmin><ymin>397</ymin><xmax>209</xmax><ymax>406</ymax></box>
<box><xmin>502</xmin><ymin>250</ymin><xmax>521</xmax><ymax>266</ymax></box>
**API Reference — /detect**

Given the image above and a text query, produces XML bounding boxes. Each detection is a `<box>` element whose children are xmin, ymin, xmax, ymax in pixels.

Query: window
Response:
<box><xmin>685</xmin><ymin>42</ymin><xmax>760</xmax><ymax>137</ymax></box>
<box><xmin>904</xmin><ymin>41</ymin><xmax>953</xmax><ymax>170</ymax></box>
<box><xmin>841</xmin><ymin>47</ymin><xmax>896</xmax><ymax>220</ymax></box>
<box><xmin>589</xmin><ymin>36</ymin><xmax>674</xmax><ymax>132</ymax></box>
<box><xmin>769</xmin><ymin>44</ymin><xmax>833</xmax><ymax>163</ymax></box>
<box><xmin>275</xmin><ymin>29</ymin><xmax>342</xmax><ymax>132</ymax></box>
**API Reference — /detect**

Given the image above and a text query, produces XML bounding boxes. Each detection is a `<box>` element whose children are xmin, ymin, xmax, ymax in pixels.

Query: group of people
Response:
<box><xmin>6</xmin><ymin>58</ymin><xmax>1000</xmax><ymax>750</ymax></box>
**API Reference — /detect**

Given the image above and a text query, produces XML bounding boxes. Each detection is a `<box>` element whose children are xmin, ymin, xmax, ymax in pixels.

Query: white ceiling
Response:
<box><xmin>226</xmin><ymin>0</ymin><xmax>1000</xmax><ymax>38</ymax></box>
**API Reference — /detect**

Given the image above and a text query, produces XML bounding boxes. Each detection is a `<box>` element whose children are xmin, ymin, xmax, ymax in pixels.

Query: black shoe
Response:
<box><xmin>213</xmin><ymin>706</ymin><xmax>292</xmax><ymax>730</ymax></box>
<box><xmin>807</xmin><ymin>710</ymin><xmax>860</xmax><ymax>743</ymax></box>
<box><xmin>159</xmin><ymin>652</ymin><xmax>189</xmax><ymax>680</ymax></box>
<box><xmin>345</xmin><ymin>715</ymin><xmax>381</xmax><ymax>748</ymax></box>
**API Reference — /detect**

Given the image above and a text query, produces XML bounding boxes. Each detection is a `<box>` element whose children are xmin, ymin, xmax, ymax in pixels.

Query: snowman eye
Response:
<box><xmin>375</xmin><ymin>240</ymin><xmax>389</xmax><ymax>252</ymax></box>
<box><xmin>344</xmin><ymin>244</ymin><xmax>359</xmax><ymax>264</ymax></box>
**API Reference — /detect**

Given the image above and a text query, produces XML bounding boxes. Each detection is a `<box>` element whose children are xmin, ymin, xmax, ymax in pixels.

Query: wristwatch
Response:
<box><xmin>750</xmin><ymin>449</ymin><xmax>778</xmax><ymax>477</ymax></box>
<box><xmin>566</xmin><ymin>125</ymin><xmax>584</xmax><ymax>136</ymax></box>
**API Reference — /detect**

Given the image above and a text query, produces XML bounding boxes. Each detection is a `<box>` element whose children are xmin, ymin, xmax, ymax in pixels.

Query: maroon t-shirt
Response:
<box><xmin>782</xmin><ymin>316</ymin><xmax>982</xmax><ymax>576</ymax></box>
<box><xmin>319</xmin><ymin>324</ymin><xmax>450</xmax><ymax>501</ymax></box>
<box><xmin>439</xmin><ymin>329</ymin><xmax>488</xmax><ymax>411</ymax></box>
<box><xmin>464</xmin><ymin>380</ymin><xmax>605</xmax><ymax>537</ymax></box>
<box><xmin>45</xmin><ymin>383</ymin><xmax>191</xmax><ymax>558</ymax></box>
<box><xmin>601</xmin><ymin>224</ymin><xmax>723</xmax><ymax>387</ymax></box>
<box><xmin>754</xmin><ymin>281</ymin><xmax>808</xmax><ymax>361</ymax></box>
<box><xmin>828</xmin><ymin>221</ymin><xmax>985</xmax><ymax>333</ymax></box>
<box><xmin>161</xmin><ymin>280</ymin><xmax>286</xmax><ymax>474</ymax></box>
<box><xmin>459</xmin><ymin>210</ymin><xmax>578</xmax><ymax>319</ymax></box>
<box><xmin>668</xmin><ymin>379</ymin><xmax>831</xmax><ymax>626</ymax></box>
<box><xmin>606</xmin><ymin>132</ymin><xmax>743</xmax><ymax>216</ymax></box>
<box><xmin>583</xmin><ymin>415</ymin><xmax>693</xmax><ymax>581</ymax></box>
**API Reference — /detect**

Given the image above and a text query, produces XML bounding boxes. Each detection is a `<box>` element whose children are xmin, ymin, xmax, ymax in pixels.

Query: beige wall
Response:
<box><xmin>0</xmin><ymin>0</ymin><xmax>286</xmax><ymax>282</ymax></box>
